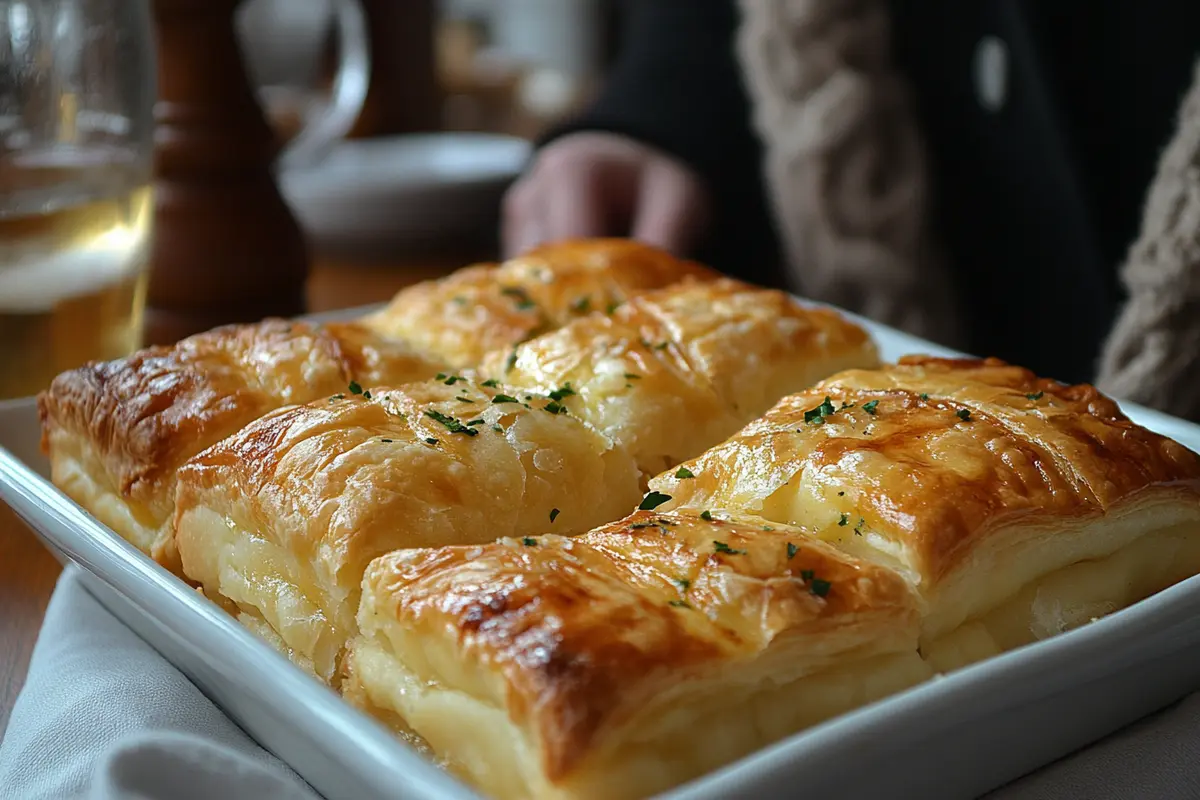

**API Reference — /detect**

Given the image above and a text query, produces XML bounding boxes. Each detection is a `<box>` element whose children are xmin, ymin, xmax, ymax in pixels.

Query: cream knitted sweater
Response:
<box><xmin>734</xmin><ymin>0</ymin><xmax>1200</xmax><ymax>420</ymax></box>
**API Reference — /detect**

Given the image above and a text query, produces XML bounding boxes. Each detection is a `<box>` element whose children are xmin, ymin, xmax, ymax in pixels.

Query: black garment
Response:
<box><xmin>548</xmin><ymin>0</ymin><xmax>1200</xmax><ymax>384</ymax></box>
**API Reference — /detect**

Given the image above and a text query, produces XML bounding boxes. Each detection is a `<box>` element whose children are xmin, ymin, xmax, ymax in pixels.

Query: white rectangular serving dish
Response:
<box><xmin>4</xmin><ymin>308</ymin><xmax>1200</xmax><ymax>800</ymax></box>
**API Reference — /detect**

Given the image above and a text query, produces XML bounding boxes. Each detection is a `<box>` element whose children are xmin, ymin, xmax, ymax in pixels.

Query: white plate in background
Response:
<box><xmin>279</xmin><ymin>133</ymin><xmax>531</xmax><ymax>261</ymax></box>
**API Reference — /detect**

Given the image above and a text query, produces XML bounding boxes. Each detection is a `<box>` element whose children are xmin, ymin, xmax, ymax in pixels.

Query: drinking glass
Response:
<box><xmin>0</xmin><ymin>0</ymin><xmax>157</xmax><ymax>399</ymax></box>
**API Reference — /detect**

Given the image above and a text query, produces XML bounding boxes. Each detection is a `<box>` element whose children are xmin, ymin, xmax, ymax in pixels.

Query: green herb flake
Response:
<box><xmin>363</xmin><ymin>390</ymin><xmax>373</xmax><ymax>400</ymax></box>
<box><xmin>919</xmin><ymin>393</ymin><xmax>930</xmax><ymax>401</ymax></box>
<box><xmin>442</xmin><ymin>374</ymin><xmax>463</xmax><ymax>386</ymax></box>
<box><xmin>455</xmin><ymin>396</ymin><xmax>474</xmax><ymax>403</ymax></box>
<box><xmin>1026</xmin><ymin>391</ymin><xmax>1044</xmax><ymax>401</ymax></box>
<box><xmin>424</xmin><ymin>409</ymin><xmax>479</xmax><ymax>436</ymax></box>
<box><xmin>639</xmin><ymin>491</ymin><xmax>672</xmax><ymax>511</ymax></box>
<box><xmin>668</xmin><ymin>600</ymin><xmax>691</xmax><ymax>608</ymax></box>
<box><xmin>571</xmin><ymin>295</ymin><xmax>591</xmax><ymax>313</ymax></box>
<box><xmin>624</xmin><ymin>372</ymin><xmax>641</xmax><ymax>380</ymax></box>
<box><xmin>837</xmin><ymin>491</ymin><xmax>845</xmax><ymax>497</ymax></box>
<box><xmin>655</xmin><ymin>341</ymin><xmax>670</xmax><ymax>351</ymax></box>
<box><xmin>674</xmin><ymin>577</ymin><xmax>691</xmax><ymax>591</ymax></box>
<box><xmin>863</xmin><ymin>400</ymin><xmax>880</xmax><ymax>415</ymax></box>
<box><xmin>491</xmin><ymin>394</ymin><xmax>520</xmax><ymax>404</ymax></box>
<box><xmin>466</xmin><ymin>419</ymin><xmax>485</xmax><ymax>426</ymax></box>
<box><xmin>804</xmin><ymin>396</ymin><xmax>837</xmax><ymax>425</ymax></box>
<box><xmin>957</xmin><ymin>408</ymin><xmax>972</xmax><ymax>421</ymax></box>
<box><xmin>549</xmin><ymin>508</ymin><xmax>560</xmax><ymax>523</ymax></box>
<box><xmin>700</xmin><ymin>510</ymin><xmax>714</xmax><ymax>521</ymax></box>
<box><xmin>491</xmin><ymin>424</ymin><xmax>504</xmax><ymax>433</ymax></box>
<box><xmin>481</xmin><ymin>378</ymin><xmax>500</xmax><ymax>388</ymax></box>
<box><xmin>713</xmin><ymin>540</ymin><xmax>746</xmax><ymax>555</ymax></box>
<box><xmin>675</xmin><ymin>466</ymin><xmax>695</xmax><ymax>479</ymax></box>
<box><xmin>424</xmin><ymin>437</ymin><xmax>438</xmax><ymax>446</ymax></box>
<box><xmin>521</xmin><ymin>537</ymin><xmax>537</xmax><ymax>547</ymax></box>
<box><xmin>329</xmin><ymin>393</ymin><xmax>345</xmax><ymax>402</ymax></box>
<box><xmin>504</xmin><ymin>349</ymin><xmax>518</xmax><ymax>373</ymax></box>
<box><xmin>380</xmin><ymin>438</ymin><xmax>393</xmax><ymax>443</ymax></box>
<box><xmin>606</xmin><ymin>301</ymin><xmax>620</xmax><ymax>315</ymax></box>
<box><xmin>548</xmin><ymin>383</ymin><xmax>576</xmax><ymax>401</ymax></box>
<box><xmin>501</xmin><ymin>286</ymin><xmax>536</xmax><ymax>310</ymax></box>
<box><xmin>787</xmin><ymin>542</ymin><xmax>798</xmax><ymax>560</ymax></box>
<box><xmin>543</xmin><ymin>401</ymin><xmax>568</xmax><ymax>415</ymax></box>
<box><xmin>800</xmin><ymin>569</ymin><xmax>815</xmax><ymax>581</ymax></box>
<box><xmin>348</xmin><ymin>381</ymin><xmax>364</xmax><ymax>395</ymax></box>
<box><xmin>838</xmin><ymin>513</ymin><xmax>849</xmax><ymax>527</ymax></box>
<box><xmin>810</xmin><ymin>578</ymin><xmax>832</xmax><ymax>597</ymax></box>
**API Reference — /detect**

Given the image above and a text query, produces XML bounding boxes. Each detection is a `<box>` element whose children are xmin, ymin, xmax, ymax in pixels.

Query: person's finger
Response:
<box><xmin>631</xmin><ymin>163</ymin><xmax>711</xmax><ymax>254</ymax></box>
<box><xmin>501</xmin><ymin>178</ymin><xmax>546</xmax><ymax>258</ymax></box>
<box><xmin>544</xmin><ymin>163</ymin><xmax>611</xmax><ymax>243</ymax></box>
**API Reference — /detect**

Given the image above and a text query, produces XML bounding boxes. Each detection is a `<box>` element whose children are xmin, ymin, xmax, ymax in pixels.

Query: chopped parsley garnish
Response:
<box><xmin>363</xmin><ymin>390</ymin><xmax>373</xmax><ymax>400</ymax></box>
<box><xmin>380</xmin><ymin>438</ymin><xmax>393</xmax><ymax>443</ymax></box>
<box><xmin>491</xmin><ymin>424</ymin><xmax>504</xmax><ymax>433</ymax></box>
<box><xmin>919</xmin><ymin>393</ymin><xmax>930</xmax><ymax>401</ymax></box>
<box><xmin>521</xmin><ymin>537</ymin><xmax>537</xmax><ymax>547</ymax></box>
<box><xmin>854</xmin><ymin>517</ymin><xmax>865</xmax><ymax>536</ymax></box>
<box><xmin>800</xmin><ymin>569</ymin><xmax>815</xmax><ymax>581</ymax></box>
<box><xmin>1026</xmin><ymin>391</ymin><xmax>1044</xmax><ymax>401</ymax></box>
<box><xmin>549</xmin><ymin>508</ymin><xmax>560</xmax><ymax>523</ymax></box>
<box><xmin>548</xmin><ymin>383</ymin><xmax>576</xmax><ymax>401</ymax></box>
<box><xmin>424</xmin><ymin>409</ymin><xmax>479</xmax><ymax>436</ymax></box>
<box><xmin>804</xmin><ymin>396</ymin><xmax>837</xmax><ymax>425</ymax></box>
<box><xmin>957</xmin><ymin>408</ymin><xmax>972</xmax><ymax>421</ymax></box>
<box><xmin>624</xmin><ymin>372</ymin><xmax>641</xmax><ymax>380</ymax></box>
<box><xmin>675</xmin><ymin>466</ymin><xmax>695</xmax><ymax>479</ymax></box>
<box><xmin>504</xmin><ymin>349</ymin><xmax>518</xmax><ymax>373</ymax></box>
<box><xmin>501</xmin><ymin>286</ymin><xmax>536</xmax><ymax>310</ymax></box>
<box><xmin>481</xmin><ymin>378</ymin><xmax>500</xmax><ymax>388</ymax></box>
<box><xmin>838</xmin><ymin>513</ymin><xmax>849</xmax><ymax>527</ymax></box>
<box><xmin>713</xmin><ymin>540</ymin><xmax>746</xmax><ymax>555</ymax></box>
<box><xmin>466</xmin><ymin>419</ymin><xmax>485</xmax><ymax>426</ymax></box>
<box><xmin>329</xmin><ymin>393</ymin><xmax>345</xmax><ymax>402</ymax></box>
<box><xmin>655</xmin><ymin>341</ymin><xmax>670</xmax><ymax>351</ymax></box>
<box><xmin>863</xmin><ymin>400</ymin><xmax>880</xmax><ymax>415</ymax></box>
<box><xmin>810</xmin><ymin>578</ymin><xmax>832</xmax><ymax>597</ymax></box>
<box><xmin>700</xmin><ymin>510</ymin><xmax>714</xmax><ymax>521</ymax></box>
<box><xmin>491</xmin><ymin>394</ymin><xmax>520</xmax><ymax>404</ymax></box>
<box><xmin>455</xmin><ymin>396</ymin><xmax>474</xmax><ymax>403</ymax></box>
<box><xmin>424</xmin><ymin>437</ymin><xmax>438</xmax><ymax>445</ymax></box>
<box><xmin>348</xmin><ymin>381</ymin><xmax>364</xmax><ymax>395</ymax></box>
<box><xmin>571</xmin><ymin>295</ymin><xmax>591</xmax><ymax>313</ymax></box>
<box><xmin>787</xmin><ymin>542</ymin><xmax>798</xmax><ymax>560</ymax></box>
<box><xmin>639</xmin><ymin>491</ymin><xmax>672</xmax><ymax>511</ymax></box>
<box><xmin>543</xmin><ymin>400</ymin><xmax>568</xmax><ymax>415</ymax></box>
<box><xmin>441</xmin><ymin>374</ymin><xmax>463</xmax><ymax>385</ymax></box>
<box><xmin>668</xmin><ymin>600</ymin><xmax>691</xmax><ymax>608</ymax></box>
<box><xmin>674</xmin><ymin>577</ymin><xmax>691</xmax><ymax>591</ymax></box>
<box><xmin>606</xmin><ymin>301</ymin><xmax>620</xmax><ymax>314</ymax></box>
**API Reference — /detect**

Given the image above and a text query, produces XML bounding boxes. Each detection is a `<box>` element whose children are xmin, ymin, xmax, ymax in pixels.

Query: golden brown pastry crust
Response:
<box><xmin>479</xmin><ymin>278</ymin><xmax>878</xmax><ymax>476</ymax></box>
<box><xmin>350</xmin><ymin>510</ymin><xmax>924</xmax><ymax>798</ymax></box>
<box><xmin>361</xmin><ymin>238</ymin><xmax>719</xmax><ymax>367</ymax></box>
<box><xmin>38</xmin><ymin>319</ymin><xmax>439</xmax><ymax>569</ymax></box>
<box><xmin>173</xmin><ymin>377</ymin><xmax>642</xmax><ymax>682</ymax></box>
<box><xmin>650</xmin><ymin>356</ymin><xmax>1200</xmax><ymax>637</ymax></box>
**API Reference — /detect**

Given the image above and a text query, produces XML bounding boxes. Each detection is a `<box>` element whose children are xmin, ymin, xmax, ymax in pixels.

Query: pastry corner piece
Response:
<box><xmin>37</xmin><ymin>319</ymin><xmax>439</xmax><ymax>572</ymax></box>
<box><xmin>345</xmin><ymin>511</ymin><xmax>929</xmax><ymax>800</ymax></box>
<box><xmin>650</xmin><ymin>355</ymin><xmax>1200</xmax><ymax>672</ymax></box>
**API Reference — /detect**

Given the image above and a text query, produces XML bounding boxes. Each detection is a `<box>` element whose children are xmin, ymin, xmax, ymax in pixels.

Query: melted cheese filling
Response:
<box><xmin>176</xmin><ymin>505</ymin><xmax>349</xmax><ymax>684</ymax></box>
<box><xmin>924</xmin><ymin>523</ymin><xmax>1200</xmax><ymax>673</ymax></box>
<box><xmin>347</xmin><ymin>635</ymin><xmax>932</xmax><ymax>800</ymax></box>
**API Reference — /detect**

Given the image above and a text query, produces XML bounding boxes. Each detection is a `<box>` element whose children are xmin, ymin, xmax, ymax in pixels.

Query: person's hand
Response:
<box><xmin>502</xmin><ymin>132</ymin><xmax>713</xmax><ymax>258</ymax></box>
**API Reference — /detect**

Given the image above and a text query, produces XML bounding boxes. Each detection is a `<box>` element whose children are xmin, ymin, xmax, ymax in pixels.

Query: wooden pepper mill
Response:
<box><xmin>147</xmin><ymin>0</ymin><xmax>309</xmax><ymax>345</ymax></box>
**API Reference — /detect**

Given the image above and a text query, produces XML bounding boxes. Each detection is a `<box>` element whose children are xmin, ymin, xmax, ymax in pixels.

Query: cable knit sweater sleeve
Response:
<box><xmin>1097</xmin><ymin>60</ymin><xmax>1200</xmax><ymax>422</ymax></box>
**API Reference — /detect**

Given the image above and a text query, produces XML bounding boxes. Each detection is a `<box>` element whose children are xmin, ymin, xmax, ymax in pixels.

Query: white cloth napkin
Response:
<box><xmin>3</xmin><ymin>567</ymin><xmax>1200</xmax><ymax>800</ymax></box>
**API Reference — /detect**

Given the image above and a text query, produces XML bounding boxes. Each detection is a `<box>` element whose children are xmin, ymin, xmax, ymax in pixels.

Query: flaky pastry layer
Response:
<box><xmin>346</xmin><ymin>511</ymin><xmax>928</xmax><ymax>800</ymax></box>
<box><xmin>173</xmin><ymin>378</ymin><xmax>642</xmax><ymax>683</ymax></box>
<box><xmin>650</xmin><ymin>356</ymin><xmax>1200</xmax><ymax>642</ymax></box>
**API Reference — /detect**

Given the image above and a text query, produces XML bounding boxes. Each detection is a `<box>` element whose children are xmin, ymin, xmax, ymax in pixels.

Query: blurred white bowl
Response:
<box><xmin>279</xmin><ymin>132</ymin><xmax>531</xmax><ymax>261</ymax></box>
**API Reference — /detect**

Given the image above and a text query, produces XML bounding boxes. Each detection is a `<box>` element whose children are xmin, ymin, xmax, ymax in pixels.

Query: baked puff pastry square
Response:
<box><xmin>649</xmin><ymin>356</ymin><xmax>1200</xmax><ymax>673</ymax></box>
<box><xmin>173</xmin><ymin>378</ymin><xmax>643</xmax><ymax>683</ymax></box>
<box><xmin>343</xmin><ymin>510</ymin><xmax>931</xmax><ymax>800</ymax></box>
<box><xmin>361</xmin><ymin>238</ymin><xmax>719</xmax><ymax>368</ymax></box>
<box><xmin>479</xmin><ymin>278</ymin><xmax>878</xmax><ymax>476</ymax></box>
<box><xmin>37</xmin><ymin>319</ymin><xmax>439</xmax><ymax>572</ymax></box>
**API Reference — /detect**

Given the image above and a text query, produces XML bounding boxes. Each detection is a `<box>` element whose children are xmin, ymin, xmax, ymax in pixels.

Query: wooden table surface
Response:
<box><xmin>0</xmin><ymin>254</ymin><xmax>474</xmax><ymax>738</ymax></box>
